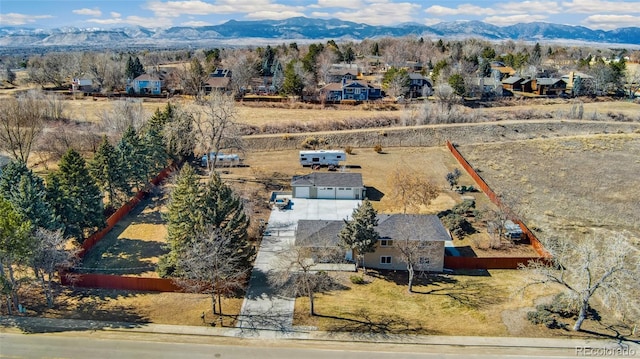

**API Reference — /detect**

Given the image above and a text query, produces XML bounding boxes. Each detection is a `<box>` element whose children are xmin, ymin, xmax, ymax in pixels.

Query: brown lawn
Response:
<box><xmin>293</xmin><ymin>269</ymin><xmax>636</xmax><ymax>339</ymax></box>
<box><xmin>458</xmin><ymin>134</ymin><xmax>640</xmax><ymax>243</ymax></box>
<box><xmin>17</xmin><ymin>285</ymin><xmax>242</xmax><ymax>327</ymax></box>
<box><xmin>80</xmin><ymin>190</ymin><xmax>168</xmax><ymax>277</ymax></box>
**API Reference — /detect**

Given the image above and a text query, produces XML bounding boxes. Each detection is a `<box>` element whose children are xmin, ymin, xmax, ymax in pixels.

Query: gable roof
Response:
<box><xmin>376</xmin><ymin>214</ymin><xmax>450</xmax><ymax>242</ymax></box>
<box><xmin>295</xmin><ymin>214</ymin><xmax>450</xmax><ymax>247</ymax></box>
<box><xmin>204</xmin><ymin>76</ymin><xmax>231</xmax><ymax>88</ymax></box>
<box><xmin>291</xmin><ymin>172</ymin><xmax>363</xmax><ymax>188</ymax></box>
<box><xmin>502</xmin><ymin>76</ymin><xmax>523</xmax><ymax>85</ymax></box>
<box><xmin>536</xmin><ymin>78</ymin><xmax>565</xmax><ymax>86</ymax></box>
<box><xmin>133</xmin><ymin>73</ymin><xmax>162</xmax><ymax>82</ymax></box>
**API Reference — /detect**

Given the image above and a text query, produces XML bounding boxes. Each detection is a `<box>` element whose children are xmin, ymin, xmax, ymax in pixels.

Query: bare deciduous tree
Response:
<box><xmin>31</xmin><ymin>228</ymin><xmax>79</xmax><ymax>308</ymax></box>
<box><xmin>0</xmin><ymin>92</ymin><xmax>46</xmax><ymax>163</ymax></box>
<box><xmin>394</xmin><ymin>232</ymin><xmax>439</xmax><ymax>293</ymax></box>
<box><xmin>386</xmin><ymin>167</ymin><xmax>439</xmax><ymax>214</ymax></box>
<box><xmin>521</xmin><ymin>231</ymin><xmax>640</xmax><ymax>331</ymax></box>
<box><xmin>433</xmin><ymin>84</ymin><xmax>460</xmax><ymax>111</ymax></box>
<box><xmin>225</xmin><ymin>50</ymin><xmax>259</xmax><ymax>97</ymax></box>
<box><xmin>193</xmin><ymin>91</ymin><xmax>243</xmax><ymax>173</ymax></box>
<box><xmin>98</xmin><ymin>99</ymin><xmax>148</xmax><ymax>136</ymax></box>
<box><xmin>174</xmin><ymin>227</ymin><xmax>248</xmax><ymax>325</ymax></box>
<box><xmin>271</xmin><ymin>241</ymin><xmax>339</xmax><ymax>316</ymax></box>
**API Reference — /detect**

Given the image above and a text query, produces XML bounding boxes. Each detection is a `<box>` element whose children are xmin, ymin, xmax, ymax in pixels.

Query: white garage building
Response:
<box><xmin>291</xmin><ymin>172</ymin><xmax>366</xmax><ymax>200</ymax></box>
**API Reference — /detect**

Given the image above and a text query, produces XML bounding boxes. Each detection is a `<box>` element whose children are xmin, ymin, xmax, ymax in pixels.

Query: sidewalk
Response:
<box><xmin>2</xmin><ymin>315</ymin><xmax>638</xmax><ymax>352</ymax></box>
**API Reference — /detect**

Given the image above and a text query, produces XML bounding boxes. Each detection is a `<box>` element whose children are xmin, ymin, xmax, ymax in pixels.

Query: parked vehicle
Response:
<box><xmin>299</xmin><ymin>150</ymin><xmax>346</xmax><ymax>166</ymax></box>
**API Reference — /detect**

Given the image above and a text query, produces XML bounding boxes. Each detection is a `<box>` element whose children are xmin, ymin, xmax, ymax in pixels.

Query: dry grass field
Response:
<box><xmin>18</xmin><ymin>285</ymin><xmax>242</xmax><ymax>327</ymax></box>
<box><xmin>226</xmin><ymin>146</ymin><xmax>476</xmax><ymax>214</ymax></box>
<box><xmin>80</xmin><ymin>192</ymin><xmax>168</xmax><ymax>278</ymax></box>
<box><xmin>459</xmin><ymin>134</ymin><xmax>640</xmax><ymax>244</ymax></box>
<box><xmin>293</xmin><ymin>269</ymin><xmax>632</xmax><ymax>339</ymax></box>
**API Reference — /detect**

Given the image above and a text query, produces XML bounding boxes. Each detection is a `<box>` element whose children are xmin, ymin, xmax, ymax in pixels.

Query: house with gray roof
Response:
<box><xmin>291</xmin><ymin>172</ymin><xmax>366</xmax><ymax>200</ymax></box>
<box><xmin>295</xmin><ymin>214</ymin><xmax>451</xmax><ymax>272</ymax></box>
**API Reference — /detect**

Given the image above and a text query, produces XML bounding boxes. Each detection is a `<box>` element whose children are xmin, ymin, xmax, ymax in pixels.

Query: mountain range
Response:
<box><xmin>1</xmin><ymin>17</ymin><xmax>639</xmax><ymax>48</ymax></box>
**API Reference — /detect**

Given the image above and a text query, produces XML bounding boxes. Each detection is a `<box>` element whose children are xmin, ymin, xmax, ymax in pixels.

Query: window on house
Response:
<box><xmin>381</xmin><ymin>256</ymin><xmax>392</xmax><ymax>264</ymax></box>
<box><xmin>380</xmin><ymin>239</ymin><xmax>393</xmax><ymax>247</ymax></box>
<box><xmin>354</xmin><ymin>88</ymin><xmax>361</xmax><ymax>94</ymax></box>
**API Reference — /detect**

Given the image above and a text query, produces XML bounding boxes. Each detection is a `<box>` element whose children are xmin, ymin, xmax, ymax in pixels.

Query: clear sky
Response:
<box><xmin>1</xmin><ymin>0</ymin><xmax>639</xmax><ymax>30</ymax></box>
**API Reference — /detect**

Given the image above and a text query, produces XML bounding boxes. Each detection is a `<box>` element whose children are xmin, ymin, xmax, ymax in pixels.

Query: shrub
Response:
<box><xmin>373</xmin><ymin>144</ymin><xmax>383</xmax><ymax>153</ymax></box>
<box><xmin>344</xmin><ymin>146</ymin><xmax>354</xmax><ymax>155</ymax></box>
<box><xmin>452</xmin><ymin>198</ymin><xmax>476</xmax><ymax>215</ymax></box>
<box><xmin>282</xmin><ymin>134</ymin><xmax>292</xmax><ymax>140</ymax></box>
<box><xmin>350</xmin><ymin>275</ymin><xmax>365</xmax><ymax>284</ymax></box>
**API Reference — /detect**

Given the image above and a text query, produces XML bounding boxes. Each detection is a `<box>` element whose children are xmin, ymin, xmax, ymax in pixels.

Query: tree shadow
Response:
<box><xmin>445</xmin><ymin>245</ymin><xmax>478</xmax><ymax>257</ymax></box>
<box><xmin>80</xmin><ymin>238</ymin><xmax>166</xmax><ymax>275</ymax></box>
<box><xmin>319</xmin><ymin>308</ymin><xmax>437</xmax><ymax>338</ymax></box>
<box><xmin>1</xmin><ymin>288</ymin><xmax>149</xmax><ymax>334</ymax></box>
<box><xmin>365</xmin><ymin>186</ymin><xmax>385</xmax><ymax>201</ymax></box>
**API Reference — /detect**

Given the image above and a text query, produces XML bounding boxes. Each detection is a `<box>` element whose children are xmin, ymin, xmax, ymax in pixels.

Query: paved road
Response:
<box><xmin>236</xmin><ymin>198</ymin><xmax>361</xmax><ymax>332</ymax></box>
<box><xmin>0</xmin><ymin>331</ymin><xmax>603</xmax><ymax>359</ymax></box>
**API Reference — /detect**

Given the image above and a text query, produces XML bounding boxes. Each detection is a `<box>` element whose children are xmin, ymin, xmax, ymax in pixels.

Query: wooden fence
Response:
<box><xmin>445</xmin><ymin>140</ymin><xmax>551</xmax><ymax>266</ymax></box>
<box><xmin>63</xmin><ymin>164</ymin><xmax>177</xmax><ymax>292</ymax></box>
<box><xmin>444</xmin><ymin>256</ymin><xmax>549</xmax><ymax>270</ymax></box>
<box><xmin>60</xmin><ymin>272</ymin><xmax>180</xmax><ymax>292</ymax></box>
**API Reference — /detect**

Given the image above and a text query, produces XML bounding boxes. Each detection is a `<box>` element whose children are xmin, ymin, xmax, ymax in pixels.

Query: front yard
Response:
<box><xmin>293</xmin><ymin>269</ymin><xmax>636</xmax><ymax>339</ymax></box>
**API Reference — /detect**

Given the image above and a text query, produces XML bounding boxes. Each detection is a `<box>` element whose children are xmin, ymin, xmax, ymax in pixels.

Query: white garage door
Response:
<box><xmin>336</xmin><ymin>187</ymin><xmax>354</xmax><ymax>199</ymax></box>
<box><xmin>295</xmin><ymin>186</ymin><xmax>310</xmax><ymax>198</ymax></box>
<box><xmin>317</xmin><ymin>187</ymin><xmax>336</xmax><ymax>199</ymax></box>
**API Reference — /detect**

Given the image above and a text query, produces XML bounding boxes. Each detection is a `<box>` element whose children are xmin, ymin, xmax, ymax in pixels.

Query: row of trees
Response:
<box><xmin>4</xmin><ymin>37</ymin><xmax>637</xmax><ymax>99</ymax></box>
<box><xmin>0</xmin><ymin>96</ymin><xmax>199</xmax><ymax>314</ymax></box>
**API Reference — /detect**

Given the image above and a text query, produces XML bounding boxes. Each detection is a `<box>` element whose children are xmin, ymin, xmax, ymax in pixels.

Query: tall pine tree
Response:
<box><xmin>50</xmin><ymin>149</ymin><xmax>105</xmax><ymax>241</ymax></box>
<box><xmin>158</xmin><ymin>164</ymin><xmax>203</xmax><ymax>277</ymax></box>
<box><xmin>201</xmin><ymin>172</ymin><xmax>253</xmax><ymax>268</ymax></box>
<box><xmin>118</xmin><ymin>125</ymin><xmax>149</xmax><ymax>192</ymax></box>
<box><xmin>158</xmin><ymin>165</ymin><xmax>252</xmax><ymax>277</ymax></box>
<box><xmin>90</xmin><ymin>136</ymin><xmax>131</xmax><ymax>207</ymax></box>
<box><xmin>0</xmin><ymin>161</ymin><xmax>60</xmax><ymax>231</ymax></box>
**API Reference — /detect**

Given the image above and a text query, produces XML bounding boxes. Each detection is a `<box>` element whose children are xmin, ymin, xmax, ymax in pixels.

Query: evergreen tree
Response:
<box><xmin>118</xmin><ymin>125</ymin><xmax>149</xmax><ymax>192</ymax></box>
<box><xmin>125</xmin><ymin>55</ymin><xmax>145</xmax><ymax>79</ymax></box>
<box><xmin>125</xmin><ymin>56</ymin><xmax>135</xmax><ymax>79</ymax></box>
<box><xmin>52</xmin><ymin>149</ymin><xmax>105</xmax><ymax>241</ymax></box>
<box><xmin>133</xmin><ymin>56</ymin><xmax>145</xmax><ymax>78</ymax></box>
<box><xmin>448</xmin><ymin>74</ymin><xmax>466</xmax><ymax>96</ymax></box>
<box><xmin>159</xmin><ymin>165</ymin><xmax>253</xmax><ymax>277</ymax></box>
<box><xmin>339</xmin><ymin>199</ymin><xmax>379</xmax><ymax>270</ymax></box>
<box><xmin>282</xmin><ymin>61</ymin><xmax>304</xmax><ymax>96</ymax></box>
<box><xmin>143</xmin><ymin>123</ymin><xmax>169</xmax><ymax>177</ymax></box>
<box><xmin>90</xmin><ymin>136</ymin><xmax>131</xmax><ymax>207</ymax></box>
<box><xmin>201</xmin><ymin>172</ymin><xmax>253</xmax><ymax>268</ymax></box>
<box><xmin>158</xmin><ymin>164</ymin><xmax>203</xmax><ymax>277</ymax></box>
<box><xmin>0</xmin><ymin>161</ymin><xmax>60</xmax><ymax>231</ymax></box>
<box><xmin>0</xmin><ymin>197</ymin><xmax>33</xmax><ymax>314</ymax></box>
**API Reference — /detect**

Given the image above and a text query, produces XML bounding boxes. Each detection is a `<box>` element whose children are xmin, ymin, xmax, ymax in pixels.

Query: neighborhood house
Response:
<box><xmin>295</xmin><ymin>214</ymin><xmax>451</xmax><ymax>272</ymax></box>
<box><xmin>291</xmin><ymin>172</ymin><xmax>365</xmax><ymax>200</ymax></box>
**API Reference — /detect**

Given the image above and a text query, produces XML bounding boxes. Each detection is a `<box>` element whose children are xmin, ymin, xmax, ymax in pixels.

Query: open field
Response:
<box><xmin>459</xmin><ymin>134</ymin><xmax>640</xmax><ymax>243</ymax></box>
<box><xmin>293</xmin><ymin>269</ymin><xmax>635</xmax><ymax>339</ymax></box>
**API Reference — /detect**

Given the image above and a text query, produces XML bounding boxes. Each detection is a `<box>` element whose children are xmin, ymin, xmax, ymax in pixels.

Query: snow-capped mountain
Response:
<box><xmin>0</xmin><ymin>17</ymin><xmax>638</xmax><ymax>48</ymax></box>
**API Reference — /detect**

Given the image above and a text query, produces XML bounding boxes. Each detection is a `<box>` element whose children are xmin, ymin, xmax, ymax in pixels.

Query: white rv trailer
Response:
<box><xmin>299</xmin><ymin>150</ymin><xmax>346</xmax><ymax>166</ymax></box>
